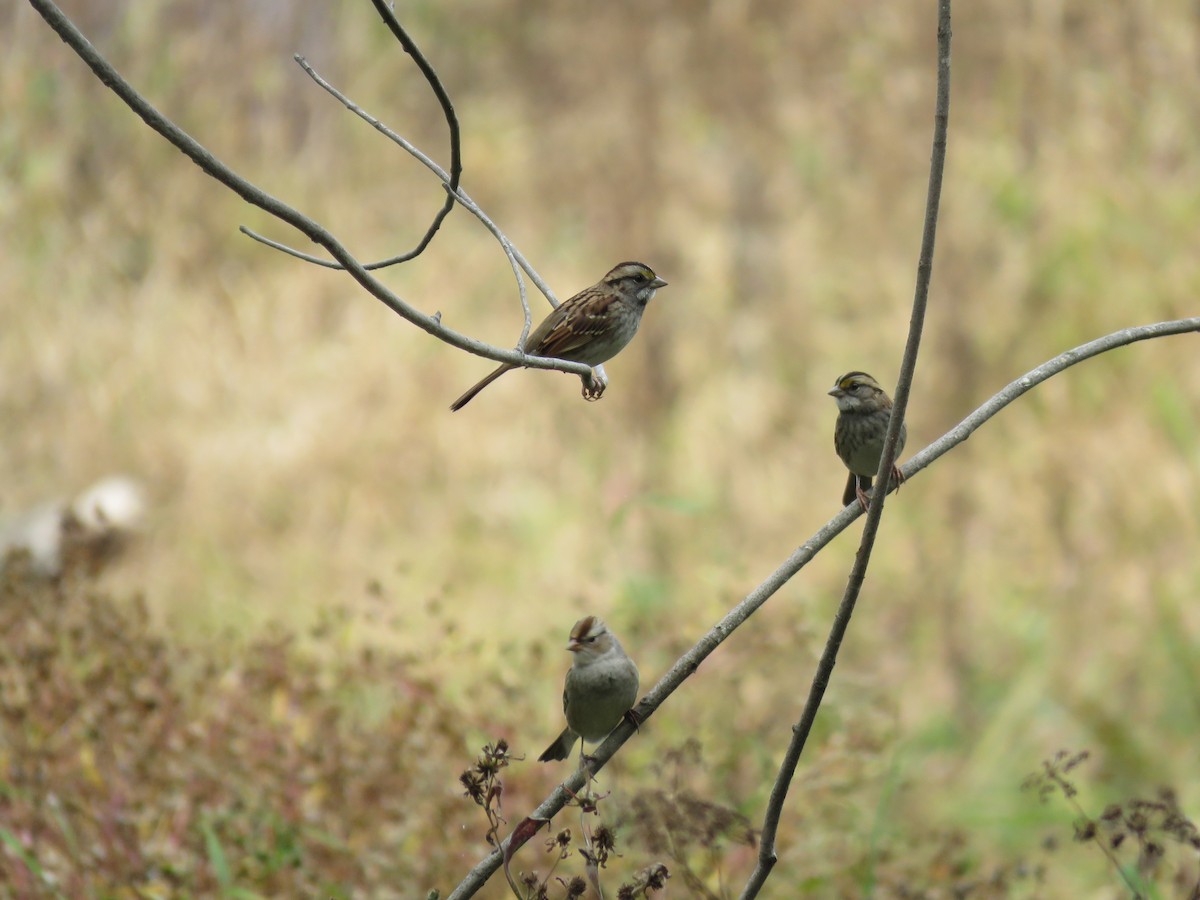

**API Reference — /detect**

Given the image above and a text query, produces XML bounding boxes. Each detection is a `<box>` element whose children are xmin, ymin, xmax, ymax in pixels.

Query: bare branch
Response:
<box><xmin>904</xmin><ymin>318</ymin><xmax>1200</xmax><ymax>475</ymax></box>
<box><xmin>27</xmin><ymin>0</ymin><xmax>586</xmax><ymax>379</ymax></box>
<box><xmin>359</xmin><ymin>0</ymin><xmax>462</xmax><ymax>267</ymax></box>
<box><xmin>742</xmin><ymin>2</ymin><xmax>953</xmax><ymax>895</ymax></box>
<box><xmin>243</xmin><ymin>54</ymin><xmax>544</xmax><ymax>341</ymax></box>
<box><xmin>224</xmin><ymin>2</ymin><xmax>467</xmax><ymax>272</ymax></box>
<box><xmin>446</xmin><ymin>315</ymin><xmax>1200</xmax><ymax>898</ymax></box>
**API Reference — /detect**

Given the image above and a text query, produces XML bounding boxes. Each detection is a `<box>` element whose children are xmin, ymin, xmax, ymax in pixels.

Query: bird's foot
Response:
<box><xmin>581</xmin><ymin>367</ymin><xmax>608</xmax><ymax>401</ymax></box>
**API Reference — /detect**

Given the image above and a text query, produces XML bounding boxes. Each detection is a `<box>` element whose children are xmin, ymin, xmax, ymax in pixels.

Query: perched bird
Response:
<box><xmin>829</xmin><ymin>371</ymin><xmax>907</xmax><ymax>511</ymax></box>
<box><xmin>539</xmin><ymin>616</ymin><xmax>640</xmax><ymax>765</ymax></box>
<box><xmin>450</xmin><ymin>261</ymin><xmax>667</xmax><ymax>411</ymax></box>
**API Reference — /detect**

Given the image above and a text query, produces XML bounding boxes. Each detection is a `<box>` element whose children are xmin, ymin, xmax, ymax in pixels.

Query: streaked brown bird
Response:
<box><xmin>829</xmin><ymin>371</ymin><xmax>907</xmax><ymax>510</ymax></box>
<box><xmin>450</xmin><ymin>261</ymin><xmax>667</xmax><ymax>411</ymax></box>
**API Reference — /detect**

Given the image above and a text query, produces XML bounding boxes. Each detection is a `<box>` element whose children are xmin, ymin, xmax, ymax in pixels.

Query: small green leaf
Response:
<box><xmin>202</xmin><ymin>820</ymin><xmax>233</xmax><ymax>889</ymax></box>
<box><xmin>0</xmin><ymin>828</ymin><xmax>45</xmax><ymax>880</ymax></box>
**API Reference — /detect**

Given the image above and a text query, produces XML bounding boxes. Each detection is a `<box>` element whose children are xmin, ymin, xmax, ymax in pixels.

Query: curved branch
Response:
<box><xmin>27</xmin><ymin>0</ymin><xmax>586</xmax><ymax>379</ymax></box>
<box><xmin>742</xmin><ymin>2</ymin><xmax>953</xmax><ymax>895</ymax></box>
<box><xmin>904</xmin><ymin>318</ymin><xmax>1200</xmax><ymax>475</ymax></box>
<box><xmin>358</xmin><ymin>0</ymin><xmax>462</xmax><ymax>268</ymax></box>
<box><xmin>445</xmin><ymin>315</ymin><xmax>1200</xmax><ymax>898</ymax></box>
<box><xmin>243</xmin><ymin>55</ymin><xmax>545</xmax><ymax>342</ymax></box>
<box><xmin>244</xmin><ymin>54</ymin><xmax>558</xmax><ymax>308</ymax></box>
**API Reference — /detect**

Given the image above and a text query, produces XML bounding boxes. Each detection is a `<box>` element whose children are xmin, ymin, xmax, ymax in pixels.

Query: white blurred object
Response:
<box><xmin>69</xmin><ymin>476</ymin><xmax>146</xmax><ymax>534</ymax></box>
<box><xmin>1</xmin><ymin>475</ymin><xmax>146</xmax><ymax>577</ymax></box>
<box><xmin>0</xmin><ymin>502</ymin><xmax>65</xmax><ymax>575</ymax></box>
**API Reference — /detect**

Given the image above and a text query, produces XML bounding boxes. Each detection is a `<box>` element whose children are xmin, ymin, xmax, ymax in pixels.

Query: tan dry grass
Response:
<box><xmin>4</xmin><ymin>0</ymin><xmax>1200</xmax><ymax>893</ymax></box>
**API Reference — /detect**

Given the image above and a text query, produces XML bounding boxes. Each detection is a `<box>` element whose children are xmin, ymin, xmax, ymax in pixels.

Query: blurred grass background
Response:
<box><xmin>3</xmin><ymin>0</ymin><xmax>1199</xmax><ymax>895</ymax></box>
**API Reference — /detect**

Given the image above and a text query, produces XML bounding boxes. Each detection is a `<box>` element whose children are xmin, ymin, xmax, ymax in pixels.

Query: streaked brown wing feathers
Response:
<box><xmin>533</xmin><ymin>292</ymin><xmax>622</xmax><ymax>359</ymax></box>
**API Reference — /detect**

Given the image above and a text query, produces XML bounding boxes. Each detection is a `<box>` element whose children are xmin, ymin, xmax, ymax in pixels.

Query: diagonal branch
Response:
<box><xmin>27</xmin><ymin>0</ymin><xmax>590</xmax><ymax>380</ymax></box>
<box><xmin>445</xmin><ymin>315</ymin><xmax>1200</xmax><ymax>898</ymax></box>
<box><xmin>741</xmin><ymin>2</ymin><xmax>953</xmax><ymax>895</ymax></box>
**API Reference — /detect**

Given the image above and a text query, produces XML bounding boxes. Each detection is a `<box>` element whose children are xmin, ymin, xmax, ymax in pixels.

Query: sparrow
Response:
<box><xmin>830</xmin><ymin>371</ymin><xmax>907</xmax><ymax>510</ymax></box>
<box><xmin>538</xmin><ymin>616</ymin><xmax>640</xmax><ymax>764</ymax></box>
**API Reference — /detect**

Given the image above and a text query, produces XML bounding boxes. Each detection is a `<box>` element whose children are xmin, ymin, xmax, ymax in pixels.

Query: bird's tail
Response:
<box><xmin>537</xmin><ymin>728</ymin><xmax>578</xmax><ymax>762</ymax></box>
<box><xmin>843</xmin><ymin>472</ymin><xmax>871</xmax><ymax>508</ymax></box>
<box><xmin>450</xmin><ymin>364</ymin><xmax>513</xmax><ymax>411</ymax></box>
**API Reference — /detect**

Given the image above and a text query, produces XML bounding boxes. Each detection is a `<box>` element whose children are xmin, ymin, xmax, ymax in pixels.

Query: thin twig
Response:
<box><xmin>1063</xmin><ymin>798</ymin><xmax>1145</xmax><ymax>897</ymax></box>
<box><xmin>244</xmin><ymin>1</ymin><xmax>462</xmax><ymax>270</ymax></box>
<box><xmin>740</xmin><ymin>2</ymin><xmax>952</xmax><ymax>895</ymax></box>
<box><xmin>445</xmin><ymin>315</ymin><xmax>1200</xmax><ymax>898</ymax></box>
<box><xmin>443</xmin><ymin>186</ymin><xmax>533</xmax><ymax>346</ymax></box>
<box><xmin>27</xmin><ymin>0</ymin><xmax>586</xmax><ymax>379</ymax></box>
<box><xmin>264</xmin><ymin>56</ymin><xmax>557</xmax><ymax>301</ymax></box>
<box><xmin>254</xmin><ymin>54</ymin><xmax>544</xmax><ymax>340</ymax></box>
<box><xmin>363</xmin><ymin>0</ymin><xmax>461</xmax><ymax>267</ymax></box>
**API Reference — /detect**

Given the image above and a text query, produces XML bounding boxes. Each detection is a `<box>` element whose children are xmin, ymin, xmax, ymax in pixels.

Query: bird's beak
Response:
<box><xmin>828</xmin><ymin>387</ymin><xmax>842</xmax><ymax>397</ymax></box>
<box><xmin>650</xmin><ymin>277</ymin><xmax>668</xmax><ymax>289</ymax></box>
<box><xmin>567</xmin><ymin>639</ymin><xmax>583</xmax><ymax>653</ymax></box>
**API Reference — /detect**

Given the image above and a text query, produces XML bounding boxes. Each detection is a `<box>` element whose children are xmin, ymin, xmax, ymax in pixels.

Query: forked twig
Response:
<box><xmin>27</xmin><ymin>0</ymin><xmax>591</xmax><ymax>380</ymax></box>
<box><xmin>241</xmin><ymin>0</ymin><xmax>465</xmax><ymax>272</ymax></box>
<box><xmin>247</xmin><ymin>54</ymin><xmax>551</xmax><ymax>342</ymax></box>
